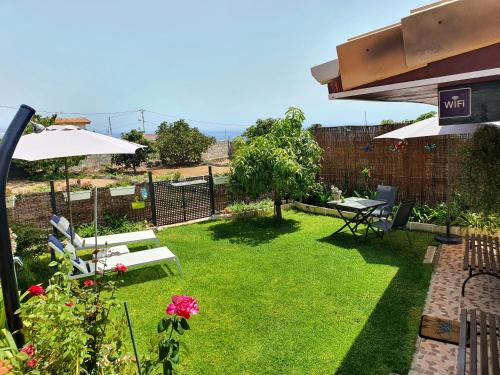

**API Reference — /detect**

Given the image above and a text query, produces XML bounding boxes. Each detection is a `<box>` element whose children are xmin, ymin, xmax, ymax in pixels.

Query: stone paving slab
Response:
<box><xmin>409</xmin><ymin>243</ymin><xmax>500</xmax><ymax>375</ymax></box>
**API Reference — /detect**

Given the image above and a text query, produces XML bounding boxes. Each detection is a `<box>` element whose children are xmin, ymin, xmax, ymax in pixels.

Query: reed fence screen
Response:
<box><xmin>313</xmin><ymin>124</ymin><xmax>468</xmax><ymax>205</ymax></box>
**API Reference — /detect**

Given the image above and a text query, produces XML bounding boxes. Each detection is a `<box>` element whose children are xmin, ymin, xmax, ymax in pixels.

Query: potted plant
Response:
<box><xmin>5</xmin><ymin>188</ymin><xmax>16</xmax><ymax>208</ymax></box>
<box><xmin>63</xmin><ymin>180</ymin><xmax>93</xmax><ymax>202</ymax></box>
<box><xmin>108</xmin><ymin>178</ymin><xmax>136</xmax><ymax>197</ymax></box>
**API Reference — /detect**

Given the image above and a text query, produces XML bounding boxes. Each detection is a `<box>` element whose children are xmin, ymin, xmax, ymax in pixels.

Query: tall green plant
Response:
<box><xmin>459</xmin><ymin>125</ymin><xmax>500</xmax><ymax>214</ymax></box>
<box><xmin>230</xmin><ymin>108</ymin><xmax>322</xmax><ymax>220</ymax></box>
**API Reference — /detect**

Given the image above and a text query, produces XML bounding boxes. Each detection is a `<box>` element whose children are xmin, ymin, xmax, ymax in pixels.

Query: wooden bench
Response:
<box><xmin>462</xmin><ymin>234</ymin><xmax>500</xmax><ymax>296</ymax></box>
<box><xmin>458</xmin><ymin>309</ymin><xmax>500</xmax><ymax>375</ymax></box>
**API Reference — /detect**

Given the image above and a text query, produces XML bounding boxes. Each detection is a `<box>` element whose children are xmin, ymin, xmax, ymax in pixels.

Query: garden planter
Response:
<box><xmin>213</xmin><ymin>176</ymin><xmax>230</xmax><ymax>185</ymax></box>
<box><xmin>5</xmin><ymin>196</ymin><xmax>15</xmax><ymax>208</ymax></box>
<box><xmin>291</xmin><ymin>202</ymin><xmax>355</xmax><ymax>219</ymax></box>
<box><xmin>63</xmin><ymin>190</ymin><xmax>92</xmax><ymax>202</ymax></box>
<box><xmin>408</xmin><ymin>222</ymin><xmax>435</xmax><ymax>232</ymax></box>
<box><xmin>109</xmin><ymin>186</ymin><xmax>136</xmax><ymax>197</ymax></box>
<box><xmin>131</xmin><ymin>201</ymin><xmax>146</xmax><ymax>209</ymax></box>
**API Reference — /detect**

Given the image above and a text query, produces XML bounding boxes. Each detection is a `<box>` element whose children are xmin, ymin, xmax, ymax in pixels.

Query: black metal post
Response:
<box><xmin>208</xmin><ymin>166</ymin><xmax>215</xmax><ymax>216</ymax></box>
<box><xmin>0</xmin><ymin>104</ymin><xmax>36</xmax><ymax>347</ymax></box>
<box><xmin>49</xmin><ymin>180</ymin><xmax>58</xmax><ymax>260</ymax></box>
<box><xmin>148</xmin><ymin>171</ymin><xmax>157</xmax><ymax>226</ymax></box>
<box><xmin>181</xmin><ymin>186</ymin><xmax>187</xmax><ymax>222</ymax></box>
<box><xmin>124</xmin><ymin>301</ymin><xmax>142</xmax><ymax>375</ymax></box>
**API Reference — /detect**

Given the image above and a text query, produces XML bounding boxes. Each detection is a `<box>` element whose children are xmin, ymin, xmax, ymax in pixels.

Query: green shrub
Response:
<box><xmin>226</xmin><ymin>199</ymin><xmax>274</xmax><ymax>214</ymax></box>
<box><xmin>77</xmin><ymin>214</ymin><xmax>147</xmax><ymax>237</ymax></box>
<box><xmin>10</xmin><ymin>224</ymin><xmax>47</xmax><ymax>260</ymax></box>
<box><xmin>16</xmin><ymin>257</ymin><xmax>53</xmax><ymax>292</ymax></box>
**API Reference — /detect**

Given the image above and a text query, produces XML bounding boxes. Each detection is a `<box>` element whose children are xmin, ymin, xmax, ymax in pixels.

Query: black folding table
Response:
<box><xmin>327</xmin><ymin>197</ymin><xmax>385</xmax><ymax>242</ymax></box>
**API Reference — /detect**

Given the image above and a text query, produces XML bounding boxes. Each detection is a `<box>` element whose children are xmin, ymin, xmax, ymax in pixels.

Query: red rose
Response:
<box><xmin>83</xmin><ymin>279</ymin><xmax>95</xmax><ymax>287</ymax></box>
<box><xmin>27</xmin><ymin>285</ymin><xmax>45</xmax><ymax>296</ymax></box>
<box><xmin>21</xmin><ymin>344</ymin><xmax>35</xmax><ymax>357</ymax></box>
<box><xmin>166</xmin><ymin>295</ymin><xmax>199</xmax><ymax>319</ymax></box>
<box><xmin>26</xmin><ymin>359</ymin><xmax>37</xmax><ymax>368</ymax></box>
<box><xmin>114</xmin><ymin>263</ymin><xmax>127</xmax><ymax>273</ymax></box>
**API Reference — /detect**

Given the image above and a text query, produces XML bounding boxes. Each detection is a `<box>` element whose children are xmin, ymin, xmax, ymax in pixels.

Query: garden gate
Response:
<box><xmin>148</xmin><ymin>169</ymin><xmax>216</xmax><ymax>226</ymax></box>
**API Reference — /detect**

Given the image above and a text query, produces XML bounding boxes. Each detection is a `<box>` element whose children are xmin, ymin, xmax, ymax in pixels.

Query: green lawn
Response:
<box><xmin>116</xmin><ymin>210</ymin><xmax>433</xmax><ymax>374</ymax></box>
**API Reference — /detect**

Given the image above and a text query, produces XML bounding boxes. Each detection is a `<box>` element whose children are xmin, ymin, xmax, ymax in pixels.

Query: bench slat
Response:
<box><xmin>489</xmin><ymin>236</ymin><xmax>498</xmax><ymax>274</ymax></box>
<box><xmin>489</xmin><ymin>313</ymin><xmax>499</xmax><ymax>375</ymax></box>
<box><xmin>480</xmin><ymin>311</ymin><xmax>489</xmax><ymax>375</ymax></box>
<box><xmin>471</xmin><ymin>234</ymin><xmax>477</xmax><ymax>270</ymax></box>
<box><xmin>458</xmin><ymin>309</ymin><xmax>467</xmax><ymax>375</ymax></box>
<box><xmin>471</xmin><ymin>310</ymin><xmax>478</xmax><ymax>375</ymax></box>
<box><xmin>483</xmin><ymin>235</ymin><xmax>491</xmax><ymax>273</ymax></box>
<box><xmin>464</xmin><ymin>235</ymin><xmax>471</xmax><ymax>270</ymax></box>
<box><xmin>477</xmin><ymin>236</ymin><xmax>484</xmax><ymax>272</ymax></box>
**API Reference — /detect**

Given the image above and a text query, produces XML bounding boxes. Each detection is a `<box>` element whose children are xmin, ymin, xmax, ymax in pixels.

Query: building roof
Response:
<box><xmin>311</xmin><ymin>0</ymin><xmax>500</xmax><ymax>103</ymax></box>
<box><xmin>144</xmin><ymin>133</ymin><xmax>158</xmax><ymax>141</ymax></box>
<box><xmin>54</xmin><ymin>117</ymin><xmax>91</xmax><ymax>126</ymax></box>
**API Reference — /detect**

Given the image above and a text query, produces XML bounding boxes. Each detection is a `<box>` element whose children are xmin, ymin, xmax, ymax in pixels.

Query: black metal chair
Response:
<box><xmin>371</xmin><ymin>201</ymin><xmax>415</xmax><ymax>248</ymax></box>
<box><xmin>371</xmin><ymin>185</ymin><xmax>398</xmax><ymax>219</ymax></box>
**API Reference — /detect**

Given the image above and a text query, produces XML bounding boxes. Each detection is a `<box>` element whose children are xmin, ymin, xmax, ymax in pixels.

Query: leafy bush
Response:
<box><xmin>303</xmin><ymin>182</ymin><xmax>333</xmax><ymax>205</ymax></box>
<box><xmin>77</xmin><ymin>214</ymin><xmax>147</xmax><ymax>238</ymax></box>
<box><xmin>112</xmin><ymin>129</ymin><xmax>154</xmax><ymax>173</ymax></box>
<box><xmin>17</xmin><ymin>256</ymin><xmax>136</xmax><ymax>374</ymax></box>
<box><xmin>10</xmin><ymin>224</ymin><xmax>47</xmax><ymax>260</ymax></box>
<box><xmin>410</xmin><ymin>202</ymin><xmax>499</xmax><ymax>232</ymax></box>
<box><xmin>17</xmin><ymin>257</ymin><xmax>54</xmax><ymax>292</ymax></box>
<box><xmin>459</xmin><ymin>125</ymin><xmax>500</xmax><ymax>214</ymax></box>
<box><xmin>156</xmin><ymin>120</ymin><xmax>215</xmax><ymax>166</ymax></box>
<box><xmin>226</xmin><ymin>199</ymin><xmax>274</xmax><ymax>214</ymax></box>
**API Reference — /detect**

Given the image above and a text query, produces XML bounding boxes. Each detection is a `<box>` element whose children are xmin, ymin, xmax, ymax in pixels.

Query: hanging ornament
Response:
<box><xmin>361</xmin><ymin>143</ymin><xmax>372</xmax><ymax>153</ymax></box>
<box><xmin>394</xmin><ymin>140</ymin><xmax>408</xmax><ymax>151</ymax></box>
<box><xmin>424</xmin><ymin>143</ymin><xmax>438</xmax><ymax>152</ymax></box>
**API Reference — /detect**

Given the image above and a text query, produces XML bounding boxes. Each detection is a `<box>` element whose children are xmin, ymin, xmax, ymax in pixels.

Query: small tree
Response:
<box><xmin>242</xmin><ymin>118</ymin><xmax>278</xmax><ymax>140</ymax></box>
<box><xmin>156</xmin><ymin>120</ymin><xmax>215</xmax><ymax>166</ymax></box>
<box><xmin>13</xmin><ymin>114</ymin><xmax>84</xmax><ymax>178</ymax></box>
<box><xmin>112</xmin><ymin>129</ymin><xmax>153</xmax><ymax>173</ymax></box>
<box><xmin>230</xmin><ymin>107</ymin><xmax>322</xmax><ymax>220</ymax></box>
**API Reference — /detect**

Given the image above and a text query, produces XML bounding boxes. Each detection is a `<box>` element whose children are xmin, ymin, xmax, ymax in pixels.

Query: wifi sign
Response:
<box><xmin>439</xmin><ymin>88</ymin><xmax>471</xmax><ymax>119</ymax></box>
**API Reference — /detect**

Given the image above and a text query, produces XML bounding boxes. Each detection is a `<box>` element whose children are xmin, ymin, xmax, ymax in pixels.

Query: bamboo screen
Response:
<box><xmin>313</xmin><ymin>124</ymin><xmax>468</xmax><ymax>204</ymax></box>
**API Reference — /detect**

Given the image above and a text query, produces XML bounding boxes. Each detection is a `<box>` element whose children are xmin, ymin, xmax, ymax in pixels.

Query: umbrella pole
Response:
<box><xmin>435</xmin><ymin>135</ymin><xmax>462</xmax><ymax>244</ymax></box>
<box><xmin>64</xmin><ymin>159</ymin><xmax>75</xmax><ymax>246</ymax></box>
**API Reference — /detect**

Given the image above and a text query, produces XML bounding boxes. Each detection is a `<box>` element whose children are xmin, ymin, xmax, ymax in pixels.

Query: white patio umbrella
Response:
<box><xmin>375</xmin><ymin>116</ymin><xmax>500</xmax><ymax>243</ymax></box>
<box><xmin>13</xmin><ymin>125</ymin><xmax>144</xmax><ymax>249</ymax></box>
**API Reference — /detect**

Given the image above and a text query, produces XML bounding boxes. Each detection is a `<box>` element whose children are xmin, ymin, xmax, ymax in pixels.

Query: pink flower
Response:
<box><xmin>27</xmin><ymin>285</ymin><xmax>45</xmax><ymax>296</ymax></box>
<box><xmin>166</xmin><ymin>295</ymin><xmax>199</xmax><ymax>319</ymax></box>
<box><xmin>21</xmin><ymin>344</ymin><xmax>35</xmax><ymax>357</ymax></box>
<box><xmin>83</xmin><ymin>279</ymin><xmax>95</xmax><ymax>287</ymax></box>
<box><xmin>26</xmin><ymin>359</ymin><xmax>37</xmax><ymax>368</ymax></box>
<box><xmin>115</xmin><ymin>263</ymin><xmax>128</xmax><ymax>273</ymax></box>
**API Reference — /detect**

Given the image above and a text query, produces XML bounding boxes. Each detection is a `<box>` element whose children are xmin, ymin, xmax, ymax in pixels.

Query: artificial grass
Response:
<box><xmin>115</xmin><ymin>210</ymin><xmax>433</xmax><ymax>374</ymax></box>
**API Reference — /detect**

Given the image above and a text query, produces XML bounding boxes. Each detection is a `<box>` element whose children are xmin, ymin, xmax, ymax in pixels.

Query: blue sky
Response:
<box><xmin>0</xmin><ymin>0</ymin><xmax>435</xmax><ymax>139</ymax></box>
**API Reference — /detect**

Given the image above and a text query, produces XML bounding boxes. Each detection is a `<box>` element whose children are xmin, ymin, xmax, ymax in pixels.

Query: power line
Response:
<box><xmin>143</xmin><ymin>109</ymin><xmax>247</xmax><ymax>127</ymax></box>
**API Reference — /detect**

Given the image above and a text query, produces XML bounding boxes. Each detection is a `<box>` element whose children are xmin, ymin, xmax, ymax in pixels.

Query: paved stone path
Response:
<box><xmin>409</xmin><ymin>243</ymin><xmax>500</xmax><ymax>374</ymax></box>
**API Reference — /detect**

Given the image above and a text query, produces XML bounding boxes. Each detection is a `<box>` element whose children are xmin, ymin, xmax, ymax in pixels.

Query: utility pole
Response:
<box><xmin>139</xmin><ymin>109</ymin><xmax>145</xmax><ymax>133</ymax></box>
<box><xmin>364</xmin><ymin>111</ymin><xmax>367</xmax><ymax>125</ymax></box>
<box><xmin>108</xmin><ymin>116</ymin><xmax>113</xmax><ymax>137</ymax></box>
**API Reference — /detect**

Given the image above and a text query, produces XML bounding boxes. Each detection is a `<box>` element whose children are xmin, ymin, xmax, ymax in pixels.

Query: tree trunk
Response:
<box><xmin>274</xmin><ymin>200</ymin><xmax>282</xmax><ymax>221</ymax></box>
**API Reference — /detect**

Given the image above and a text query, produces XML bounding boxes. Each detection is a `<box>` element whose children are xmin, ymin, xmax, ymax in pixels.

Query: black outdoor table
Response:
<box><xmin>327</xmin><ymin>197</ymin><xmax>386</xmax><ymax>242</ymax></box>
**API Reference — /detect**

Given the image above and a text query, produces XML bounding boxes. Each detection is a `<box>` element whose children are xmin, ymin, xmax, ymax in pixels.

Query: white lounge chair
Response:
<box><xmin>50</xmin><ymin>214</ymin><xmax>160</xmax><ymax>250</ymax></box>
<box><xmin>48</xmin><ymin>235</ymin><xmax>183</xmax><ymax>279</ymax></box>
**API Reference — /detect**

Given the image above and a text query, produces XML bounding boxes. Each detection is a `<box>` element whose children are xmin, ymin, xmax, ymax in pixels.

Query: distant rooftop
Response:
<box><xmin>54</xmin><ymin>117</ymin><xmax>91</xmax><ymax>126</ymax></box>
<box><xmin>144</xmin><ymin>133</ymin><xmax>158</xmax><ymax>141</ymax></box>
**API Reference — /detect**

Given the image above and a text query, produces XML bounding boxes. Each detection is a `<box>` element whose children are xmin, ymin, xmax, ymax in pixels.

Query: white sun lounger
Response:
<box><xmin>50</xmin><ymin>214</ymin><xmax>160</xmax><ymax>250</ymax></box>
<box><xmin>48</xmin><ymin>235</ymin><xmax>183</xmax><ymax>279</ymax></box>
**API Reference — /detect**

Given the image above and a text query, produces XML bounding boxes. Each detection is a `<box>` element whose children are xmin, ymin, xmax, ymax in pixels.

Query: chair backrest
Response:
<box><xmin>47</xmin><ymin>235</ymin><xmax>89</xmax><ymax>274</ymax></box>
<box><xmin>50</xmin><ymin>215</ymin><xmax>85</xmax><ymax>248</ymax></box>
<box><xmin>374</xmin><ymin>185</ymin><xmax>398</xmax><ymax>207</ymax></box>
<box><xmin>391</xmin><ymin>201</ymin><xmax>415</xmax><ymax>229</ymax></box>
